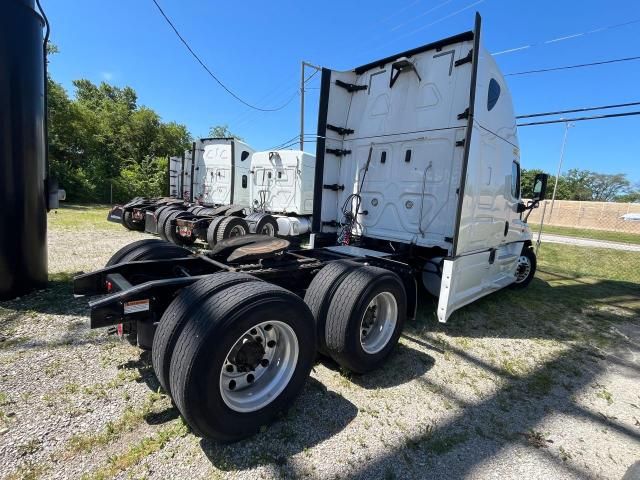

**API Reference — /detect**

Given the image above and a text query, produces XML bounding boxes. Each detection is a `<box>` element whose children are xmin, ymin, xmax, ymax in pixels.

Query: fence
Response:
<box><xmin>526</xmin><ymin>199</ymin><xmax>640</xmax><ymax>234</ymax></box>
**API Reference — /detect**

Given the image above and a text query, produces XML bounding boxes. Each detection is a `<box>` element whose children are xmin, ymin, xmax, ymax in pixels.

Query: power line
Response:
<box><xmin>517</xmin><ymin>101</ymin><xmax>640</xmax><ymax>119</ymax></box>
<box><xmin>517</xmin><ymin>110</ymin><xmax>640</xmax><ymax>127</ymax></box>
<box><xmin>390</xmin><ymin>0</ymin><xmax>454</xmax><ymax>32</ymax></box>
<box><xmin>493</xmin><ymin>18</ymin><xmax>640</xmax><ymax>56</ymax></box>
<box><xmin>505</xmin><ymin>55</ymin><xmax>640</xmax><ymax>76</ymax></box>
<box><xmin>151</xmin><ymin>0</ymin><xmax>294</xmax><ymax>112</ymax></box>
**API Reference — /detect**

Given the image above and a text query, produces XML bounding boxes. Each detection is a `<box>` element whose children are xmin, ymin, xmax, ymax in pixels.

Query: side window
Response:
<box><xmin>511</xmin><ymin>161</ymin><xmax>520</xmax><ymax>199</ymax></box>
<box><xmin>487</xmin><ymin>78</ymin><xmax>501</xmax><ymax>111</ymax></box>
<box><xmin>242</xmin><ymin>174</ymin><xmax>247</xmax><ymax>188</ymax></box>
<box><xmin>241</xmin><ymin>151</ymin><xmax>250</xmax><ymax>162</ymax></box>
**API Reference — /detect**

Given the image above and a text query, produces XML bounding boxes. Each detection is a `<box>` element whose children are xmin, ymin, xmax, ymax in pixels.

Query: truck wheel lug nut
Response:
<box><xmin>229</xmin><ymin>380</ymin><xmax>236</xmax><ymax>390</ymax></box>
<box><xmin>226</xmin><ymin>365</ymin><xmax>234</xmax><ymax>372</ymax></box>
<box><xmin>250</xmin><ymin>328</ymin><xmax>257</xmax><ymax>335</ymax></box>
<box><xmin>247</xmin><ymin>374</ymin><xmax>255</xmax><ymax>383</ymax></box>
<box><xmin>260</xmin><ymin>359</ymin><xmax>269</xmax><ymax>367</ymax></box>
<box><xmin>264</xmin><ymin>324</ymin><xmax>272</xmax><ymax>331</ymax></box>
<box><xmin>267</xmin><ymin>340</ymin><xmax>276</xmax><ymax>348</ymax></box>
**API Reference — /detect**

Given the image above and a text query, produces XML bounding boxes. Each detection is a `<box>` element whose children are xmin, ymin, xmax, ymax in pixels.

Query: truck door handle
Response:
<box><xmin>504</xmin><ymin>221</ymin><xmax>509</xmax><ymax>236</ymax></box>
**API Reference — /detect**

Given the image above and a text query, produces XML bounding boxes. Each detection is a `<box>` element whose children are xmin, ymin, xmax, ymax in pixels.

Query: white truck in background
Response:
<box><xmin>81</xmin><ymin>13</ymin><xmax>549</xmax><ymax>442</ymax></box>
<box><xmin>110</xmin><ymin>137</ymin><xmax>255</xmax><ymax>233</ymax></box>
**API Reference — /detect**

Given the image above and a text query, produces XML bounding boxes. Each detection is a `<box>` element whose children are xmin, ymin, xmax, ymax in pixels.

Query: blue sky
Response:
<box><xmin>45</xmin><ymin>0</ymin><xmax>640</xmax><ymax>184</ymax></box>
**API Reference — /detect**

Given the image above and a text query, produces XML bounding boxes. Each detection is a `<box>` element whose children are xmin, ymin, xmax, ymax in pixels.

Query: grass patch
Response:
<box><xmin>67</xmin><ymin>392</ymin><xmax>165</xmax><ymax>454</ymax></box>
<box><xmin>5</xmin><ymin>461</ymin><xmax>48</xmax><ymax>480</ymax></box>
<box><xmin>595</xmin><ymin>387</ymin><xmax>614</xmax><ymax>405</ymax></box>
<box><xmin>531</xmin><ymin>224</ymin><xmax>640</xmax><ymax>245</ymax></box>
<box><xmin>48</xmin><ymin>204</ymin><xmax>120</xmax><ymax>231</ymax></box>
<box><xmin>81</xmin><ymin>419</ymin><xmax>188</xmax><ymax>480</ymax></box>
<box><xmin>537</xmin><ymin>243</ymin><xmax>640</xmax><ymax>283</ymax></box>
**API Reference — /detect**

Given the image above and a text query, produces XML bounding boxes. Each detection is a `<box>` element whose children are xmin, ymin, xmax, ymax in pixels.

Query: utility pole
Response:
<box><xmin>549</xmin><ymin>121</ymin><xmax>574</xmax><ymax>217</ymax></box>
<box><xmin>300</xmin><ymin>61</ymin><xmax>321</xmax><ymax>151</ymax></box>
<box><xmin>300</xmin><ymin>61</ymin><xmax>305</xmax><ymax>151</ymax></box>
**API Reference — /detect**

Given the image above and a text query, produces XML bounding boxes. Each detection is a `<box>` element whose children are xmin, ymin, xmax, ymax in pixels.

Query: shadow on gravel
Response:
<box><xmin>317</xmin><ymin>342</ymin><xmax>436</xmax><ymax>389</ymax></box>
<box><xmin>0</xmin><ymin>276</ymin><xmax>87</xmax><ymax>317</ymax></box>
<box><xmin>199</xmin><ymin>376</ymin><xmax>358</xmax><ymax>471</ymax></box>
<box><xmin>328</xmin><ymin>274</ymin><xmax>640</xmax><ymax>479</ymax></box>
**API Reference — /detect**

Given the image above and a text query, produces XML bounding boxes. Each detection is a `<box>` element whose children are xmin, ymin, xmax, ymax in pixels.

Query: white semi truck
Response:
<box><xmin>75</xmin><ymin>14</ymin><xmax>548</xmax><ymax>441</ymax></box>
<box><xmin>110</xmin><ymin>137</ymin><xmax>255</xmax><ymax>233</ymax></box>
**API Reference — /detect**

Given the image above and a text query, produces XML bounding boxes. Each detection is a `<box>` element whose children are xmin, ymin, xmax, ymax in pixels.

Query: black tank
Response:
<box><xmin>0</xmin><ymin>0</ymin><xmax>48</xmax><ymax>300</ymax></box>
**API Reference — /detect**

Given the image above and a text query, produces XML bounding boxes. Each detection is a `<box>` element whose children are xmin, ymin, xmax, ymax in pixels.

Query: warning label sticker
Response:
<box><xmin>124</xmin><ymin>299</ymin><xmax>150</xmax><ymax>315</ymax></box>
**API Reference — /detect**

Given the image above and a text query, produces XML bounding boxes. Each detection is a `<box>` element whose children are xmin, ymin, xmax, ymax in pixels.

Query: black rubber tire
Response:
<box><xmin>122</xmin><ymin>211</ymin><xmax>136</xmax><ymax>230</ymax></box>
<box><xmin>153</xmin><ymin>206</ymin><xmax>174</xmax><ymax>237</ymax></box>
<box><xmin>163</xmin><ymin>211</ymin><xmax>196</xmax><ymax>246</ymax></box>
<box><xmin>169</xmin><ymin>281</ymin><xmax>316</xmax><ymax>441</ymax></box>
<box><xmin>304</xmin><ymin>260</ymin><xmax>363</xmax><ymax>354</ymax></box>
<box><xmin>206</xmin><ymin>216</ymin><xmax>228</xmax><ymax>249</ymax></box>
<box><xmin>187</xmin><ymin>205</ymin><xmax>202</xmax><ymax>214</ymax></box>
<box><xmin>157</xmin><ymin>207</ymin><xmax>182</xmax><ymax>241</ymax></box>
<box><xmin>118</xmin><ymin>240</ymin><xmax>192</xmax><ymax>264</ymax></box>
<box><xmin>106</xmin><ymin>239</ymin><xmax>165</xmax><ymax>267</ymax></box>
<box><xmin>198</xmin><ymin>207</ymin><xmax>216</xmax><ymax>216</ymax></box>
<box><xmin>153</xmin><ymin>205</ymin><xmax>173</xmax><ymax>222</ymax></box>
<box><xmin>508</xmin><ymin>246</ymin><xmax>537</xmax><ymax>290</ymax></box>
<box><xmin>152</xmin><ymin>272</ymin><xmax>262</xmax><ymax>397</ymax></box>
<box><xmin>126</xmin><ymin>211</ymin><xmax>145</xmax><ymax>231</ymax></box>
<box><xmin>325</xmin><ymin>266</ymin><xmax>407</xmax><ymax>374</ymax></box>
<box><xmin>216</xmin><ymin>217</ymin><xmax>250</xmax><ymax>244</ymax></box>
<box><xmin>246</xmin><ymin>213</ymin><xmax>279</xmax><ymax>237</ymax></box>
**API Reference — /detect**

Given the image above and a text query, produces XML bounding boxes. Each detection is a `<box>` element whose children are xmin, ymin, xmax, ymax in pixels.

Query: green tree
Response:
<box><xmin>46</xmin><ymin>72</ymin><xmax>191</xmax><ymax>201</ymax></box>
<box><xmin>208</xmin><ymin>124</ymin><xmax>242</xmax><ymax>140</ymax></box>
<box><xmin>522</xmin><ymin>168</ymin><xmax>632</xmax><ymax>202</ymax></box>
<box><xmin>520</xmin><ymin>168</ymin><xmax>546</xmax><ymax>198</ymax></box>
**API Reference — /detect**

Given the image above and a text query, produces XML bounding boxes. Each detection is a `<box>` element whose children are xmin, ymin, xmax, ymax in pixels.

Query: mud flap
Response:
<box><xmin>107</xmin><ymin>206</ymin><xmax>124</xmax><ymax>224</ymax></box>
<box><xmin>145</xmin><ymin>211</ymin><xmax>158</xmax><ymax>234</ymax></box>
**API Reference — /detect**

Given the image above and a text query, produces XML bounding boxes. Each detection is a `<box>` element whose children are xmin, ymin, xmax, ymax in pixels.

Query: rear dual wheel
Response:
<box><xmin>159</xmin><ymin>277</ymin><xmax>315</xmax><ymax>441</ymax></box>
<box><xmin>106</xmin><ymin>239</ymin><xmax>191</xmax><ymax>267</ymax></box>
<box><xmin>122</xmin><ymin>211</ymin><xmax>144</xmax><ymax>231</ymax></box>
<box><xmin>163</xmin><ymin>211</ymin><xmax>196</xmax><ymax>246</ymax></box>
<box><xmin>245</xmin><ymin>213</ymin><xmax>279</xmax><ymax>237</ymax></box>
<box><xmin>305</xmin><ymin>262</ymin><xmax>407</xmax><ymax>373</ymax></box>
<box><xmin>206</xmin><ymin>216</ymin><xmax>250</xmax><ymax>249</ymax></box>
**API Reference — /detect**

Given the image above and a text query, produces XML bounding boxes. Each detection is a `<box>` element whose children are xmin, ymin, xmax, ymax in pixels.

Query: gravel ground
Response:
<box><xmin>539</xmin><ymin>233</ymin><xmax>640</xmax><ymax>252</ymax></box>
<box><xmin>1</xmin><ymin>218</ymin><xmax>639</xmax><ymax>479</ymax></box>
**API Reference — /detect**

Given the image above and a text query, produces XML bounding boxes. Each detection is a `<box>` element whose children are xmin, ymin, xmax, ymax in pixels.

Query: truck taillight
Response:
<box><xmin>106</xmin><ymin>280</ymin><xmax>113</xmax><ymax>292</ymax></box>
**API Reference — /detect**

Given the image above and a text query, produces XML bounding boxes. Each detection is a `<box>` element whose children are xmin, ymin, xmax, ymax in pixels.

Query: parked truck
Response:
<box><xmin>169</xmin><ymin>149</ymin><xmax>315</xmax><ymax>248</ymax></box>
<box><xmin>74</xmin><ymin>14</ymin><xmax>548</xmax><ymax>441</ymax></box>
<box><xmin>108</xmin><ymin>137</ymin><xmax>255</xmax><ymax>233</ymax></box>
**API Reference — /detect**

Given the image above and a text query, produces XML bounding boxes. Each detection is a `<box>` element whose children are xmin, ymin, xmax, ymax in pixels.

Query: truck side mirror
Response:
<box><xmin>532</xmin><ymin>173</ymin><xmax>548</xmax><ymax>201</ymax></box>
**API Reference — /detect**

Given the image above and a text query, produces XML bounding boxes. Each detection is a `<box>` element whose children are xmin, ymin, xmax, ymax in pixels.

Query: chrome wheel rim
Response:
<box><xmin>259</xmin><ymin>223</ymin><xmax>275</xmax><ymax>236</ymax></box>
<box><xmin>360</xmin><ymin>292</ymin><xmax>398</xmax><ymax>354</ymax></box>
<box><xmin>219</xmin><ymin>321</ymin><xmax>299</xmax><ymax>412</ymax></box>
<box><xmin>515</xmin><ymin>255</ymin><xmax>531</xmax><ymax>283</ymax></box>
<box><xmin>229</xmin><ymin>225</ymin><xmax>246</xmax><ymax>238</ymax></box>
